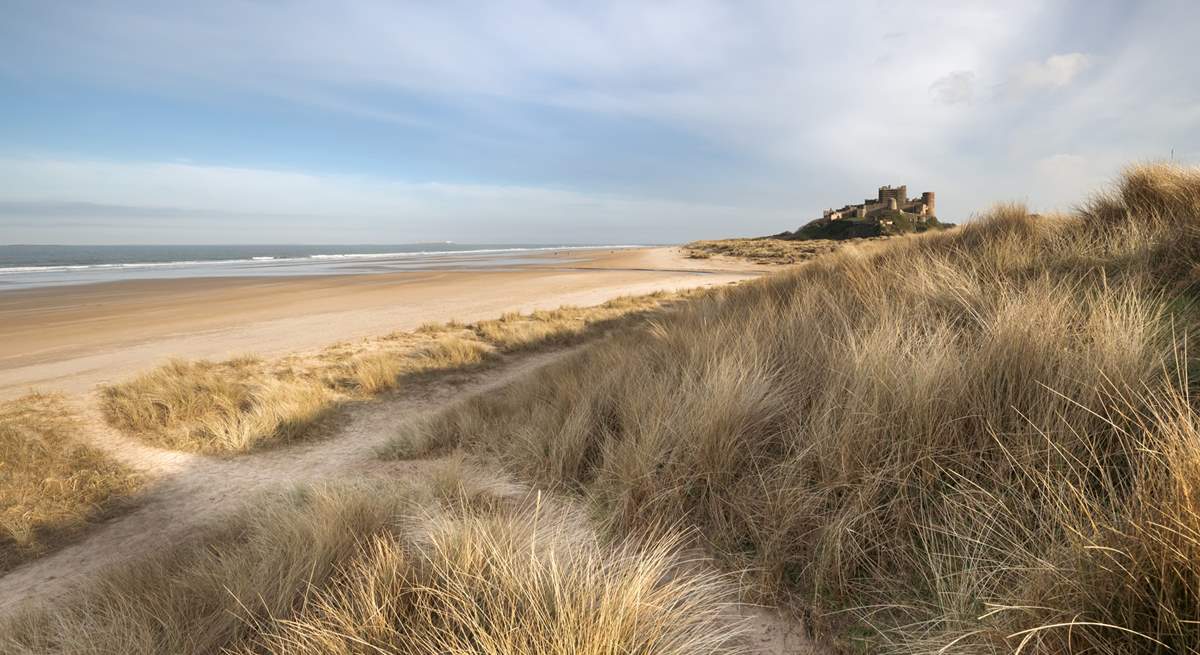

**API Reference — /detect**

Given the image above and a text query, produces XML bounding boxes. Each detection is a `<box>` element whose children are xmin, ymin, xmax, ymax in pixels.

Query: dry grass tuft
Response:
<box><xmin>683</xmin><ymin>237</ymin><xmax>887</xmax><ymax>265</ymax></box>
<box><xmin>100</xmin><ymin>293</ymin><xmax>683</xmax><ymax>454</ymax></box>
<box><xmin>394</xmin><ymin>163</ymin><xmax>1200</xmax><ymax>653</ymax></box>
<box><xmin>100</xmin><ymin>358</ymin><xmax>335</xmax><ymax>453</ymax></box>
<box><xmin>330</xmin><ymin>333</ymin><xmax>494</xmax><ymax>395</ymax></box>
<box><xmin>0</xmin><ymin>394</ymin><xmax>142</xmax><ymax>572</ymax></box>
<box><xmin>0</xmin><ymin>470</ymin><xmax>746</xmax><ymax>655</ymax></box>
<box><xmin>472</xmin><ymin>292</ymin><xmax>673</xmax><ymax>351</ymax></box>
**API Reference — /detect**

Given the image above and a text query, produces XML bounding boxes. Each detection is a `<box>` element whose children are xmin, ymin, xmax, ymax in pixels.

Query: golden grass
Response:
<box><xmin>0</xmin><ymin>465</ymin><xmax>746</xmax><ymax>654</ymax></box>
<box><xmin>100</xmin><ymin>292</ymin><xmax>682</xmax><ymax>454</ymax></box>
<box><xmin>683</xmin><ymin>237</ymin><xmax>885</xmax><ymax>265</ymax></box>
<box><xmin>391</xmin><ymin>163</ymin><xmax>1200</xmax><ymax>653</ymax></box>
<box><xmin>473</xmin><ymin>293</ymin><xmax>673</xmax><ymax>351</ymax></box>
<box><xmin>99</xmin><ymin>358</ymin><xmax>334</xmax><ymax>453</ymax></box>
<box><xmin>0</xmin><ymin>394</ymin><xmax>141</xmax><ymax>572</ymax></box>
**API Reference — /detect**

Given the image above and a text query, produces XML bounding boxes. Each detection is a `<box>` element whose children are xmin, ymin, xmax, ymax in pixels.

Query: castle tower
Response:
<box><xmin>878</xmin><ymin>185</ymin><xmax>908</xmax><ymax>205</ymax></box>
<box><xmin>887</xmin><ymin>197</ymin><xmax>898</xmax><ymax>211</ymax></box>
<box><xmin>921</xmin><ymin>191</ymin><xmax>936</xmax><ymax>216</ymax></box>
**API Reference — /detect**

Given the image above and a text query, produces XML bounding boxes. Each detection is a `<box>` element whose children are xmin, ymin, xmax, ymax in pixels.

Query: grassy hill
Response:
<box><xmin>397</xmin><ymin>163</ymin><xmax>1200</xmax><ymax>652</ymax></box>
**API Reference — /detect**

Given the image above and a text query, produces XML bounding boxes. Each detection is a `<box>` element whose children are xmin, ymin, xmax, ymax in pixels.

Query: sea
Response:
<box><xmin>0</xmin><ymin>243</ymin><xmax>646</xmax><ymax>291</ymax></box>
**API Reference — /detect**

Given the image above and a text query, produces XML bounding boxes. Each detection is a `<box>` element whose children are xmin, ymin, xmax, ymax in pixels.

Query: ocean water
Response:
<box><xmin>0</xmin><ymin>244</ymin><xmax>643</xmax><ymax>291</ymax></box>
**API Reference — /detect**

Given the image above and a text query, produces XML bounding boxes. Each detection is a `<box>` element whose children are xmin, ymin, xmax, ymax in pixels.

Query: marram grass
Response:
<box><xmin>393</xmin><ymin>163</ymin><xmax>1200</xmax><ymax>653</ymax></box>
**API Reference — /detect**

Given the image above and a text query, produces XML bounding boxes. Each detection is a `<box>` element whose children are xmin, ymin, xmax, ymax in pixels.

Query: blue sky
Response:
<box><xmin>1</xmin><ymin>1</ymin><xmax>1197</xmax><ymax>244</ymax></box>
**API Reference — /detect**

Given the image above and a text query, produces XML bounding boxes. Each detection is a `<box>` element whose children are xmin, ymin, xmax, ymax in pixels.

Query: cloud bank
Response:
<box><xmin>0</xmin><ymin>156</ymin><xmax>777</xmax><ymax>244</ymax></box>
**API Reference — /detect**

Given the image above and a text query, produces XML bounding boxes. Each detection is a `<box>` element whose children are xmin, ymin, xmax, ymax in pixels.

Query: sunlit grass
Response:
<box><xmin>682</xmin><ymin>237</ymin><xmax>883</xmax><ymax>264</ymax></box>
<box><xmin>0</xmin><ymin>394</ymin><xmax>142</xmax><ymax>572</ymax></box>
<box><xmin>1</xmin><ymin>468</ymin><xmax>747</xmax><ymax>655</ymax></box>
<box><xmin>100</xmin><ymin>292</ymin><xmax>686</xmax><ymax>454</ymax></box>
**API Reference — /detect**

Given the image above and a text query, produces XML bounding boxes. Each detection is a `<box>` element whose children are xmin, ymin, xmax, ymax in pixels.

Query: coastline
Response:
<box><xmin>0</xmin><ymin>243</ymin><xmax>656</xmax><ymax>291</ymax></box>
<box><xmin>0</xmin><ymin>247</ymin><xmax>760</xmax><ymax>399</ymax></box>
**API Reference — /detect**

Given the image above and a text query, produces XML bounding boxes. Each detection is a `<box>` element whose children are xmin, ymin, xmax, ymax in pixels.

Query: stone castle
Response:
<box><xmin>818</xmin><ymin>185</ymin><xmax>936</xmax><ymax>227</ymax></box>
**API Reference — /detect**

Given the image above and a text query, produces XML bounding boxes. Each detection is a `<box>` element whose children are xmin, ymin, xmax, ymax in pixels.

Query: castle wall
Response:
<box><xmin>810</xmin><ymin>185</ymin><xmax>937</xmax><ymax>229</ymax></box>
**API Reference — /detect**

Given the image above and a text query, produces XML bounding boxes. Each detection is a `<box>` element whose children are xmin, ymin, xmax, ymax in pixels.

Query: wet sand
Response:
<box><xmin>0</xmin><ymin>247</ymin><xmax>760</xmax><ymax>399</ymax></box>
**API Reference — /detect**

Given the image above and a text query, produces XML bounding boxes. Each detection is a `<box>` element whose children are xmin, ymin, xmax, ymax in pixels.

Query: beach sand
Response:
<box><xmin>0</xmin><ymin>247</ymin><xmax>760</xmax><ymax>399</ymax></box>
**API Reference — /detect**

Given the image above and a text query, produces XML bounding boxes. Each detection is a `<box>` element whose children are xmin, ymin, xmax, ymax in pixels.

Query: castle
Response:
<box><xmin>818</xmin><ymin>185</ymin><xmax>936</xmax><ymax>227</ymax></box>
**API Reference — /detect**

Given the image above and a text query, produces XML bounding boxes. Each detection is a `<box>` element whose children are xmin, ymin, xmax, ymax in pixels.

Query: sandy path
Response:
<box><xmin>0</xmin><ymin>349</ymin><xmax>570</xmax><ymax>616</ymax></box>
<box><xmin>0</xmin><ymin>348</ymin><xmax>823</xmax><ymax>653</ymax></box>
<box><xmin>0</xmin><ymin>247</ymin><xmax>757</xmax><ymax>400</ymax></box>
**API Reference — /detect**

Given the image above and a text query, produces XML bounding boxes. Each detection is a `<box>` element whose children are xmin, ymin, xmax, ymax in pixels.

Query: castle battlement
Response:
<box><xmin>819</xmin><ymin>185</ymin><xmax>936</xmax><ymax>226</ymax></box>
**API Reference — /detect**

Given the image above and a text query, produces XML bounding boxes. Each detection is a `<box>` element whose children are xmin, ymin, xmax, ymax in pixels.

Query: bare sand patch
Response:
<box><xmin>0</xmin><ymin>247</ymin><xmax>753</xmax><ymax>400</ymax></box>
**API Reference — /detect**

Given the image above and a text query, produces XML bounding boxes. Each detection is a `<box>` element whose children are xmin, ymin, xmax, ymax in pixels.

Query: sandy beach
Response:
<box><xmin>0</xmin><ymin>247</ymin><xmax>759</xmax><ymax>399</ymax></box>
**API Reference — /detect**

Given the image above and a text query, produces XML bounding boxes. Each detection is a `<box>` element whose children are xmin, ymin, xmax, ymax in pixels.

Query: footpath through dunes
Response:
<box><xmin>0</xmin><ymin>345</ymin><xmax>824</xmax><ymax>655</ymax></box>
<box><xmin>0</xmin><ymin>268</ymin><xmax>828</xmax><ymax>653</ymax></box>
<box><xmin>0</xmin><ymin>348</ymin><xmax>574</xmax><ymax>616</ymax></box>
<box><xmin>0</xmin><ymin>246</ymin><xmax>757</xmax><ymax>401</ymax></box>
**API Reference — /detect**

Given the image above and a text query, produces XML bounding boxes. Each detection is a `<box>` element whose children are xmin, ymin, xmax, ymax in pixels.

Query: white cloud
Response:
<box><xmin>1014</xmin><ymin>52</ymin><xmax>1091</xmax><ymax>91</ymax></box>
<box><xmin>929</xmin><ymin>71</ymin><xmax>976</xmax><ymax>105</ymax></box>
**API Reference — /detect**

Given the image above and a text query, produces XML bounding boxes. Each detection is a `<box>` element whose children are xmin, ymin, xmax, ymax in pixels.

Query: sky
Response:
<box><xmin>1</xmin><ymin>1</ymin><xmax>1197</xmax><ymax>245</ymax></box>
